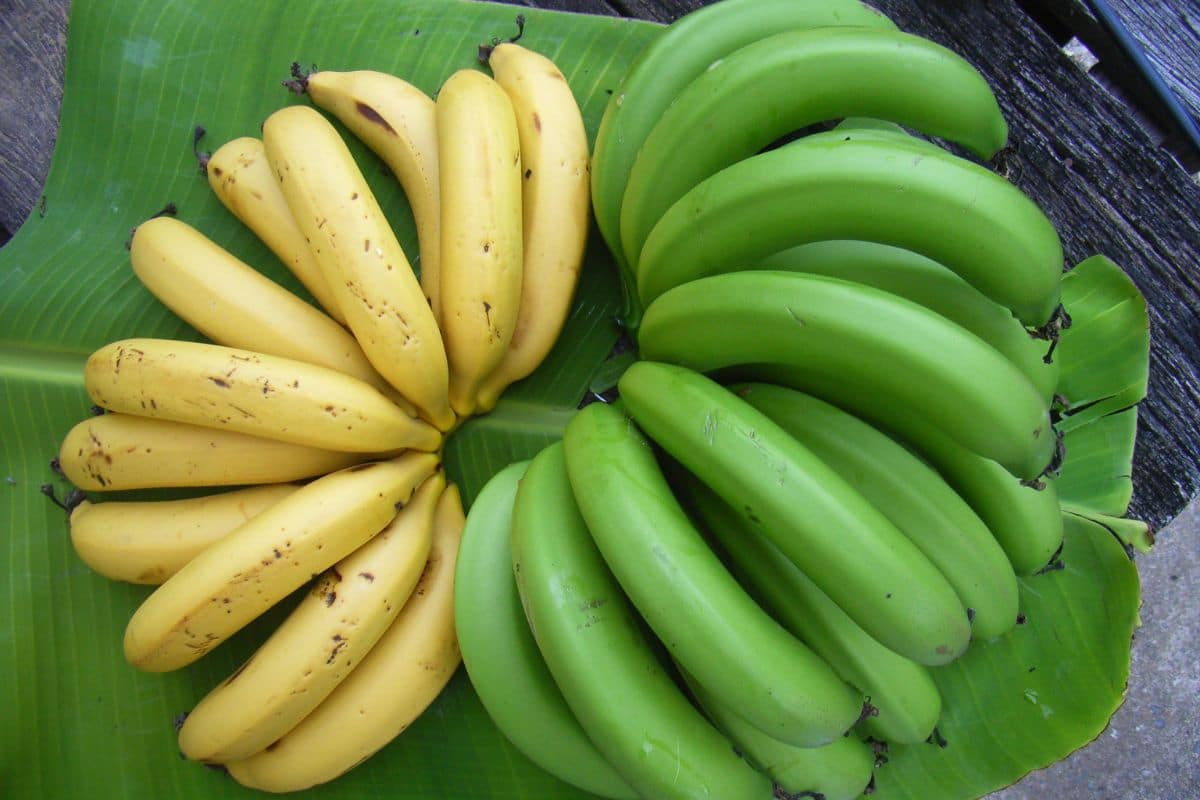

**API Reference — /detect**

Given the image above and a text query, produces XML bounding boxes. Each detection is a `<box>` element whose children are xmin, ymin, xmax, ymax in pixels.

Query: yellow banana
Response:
<box><xmin>474</xmin><ymin>43</ymin><xmax>590</xmax><ymax>413</ymax></box>
<box><xmin>123</xmin><ymin>452</ymin><xmax>439</xmax><ymax>672</ymax></box>
<box><xmin>436</xmin><ymin>69</ymin><xmax>524</xmax><ymax>418</ymax></box>
<box><xmin>69</xmin><ymin>484</ymin><xmax>299</xmax><ymax>584</ymax></box>
<box><xmin>303</xmin><ymin>70</ymin><xmax>442</xmax><ymax>327</ymax></box>
<box><xmin>206</xmin><ymin>136</ymin><xmax>345</xmax><ymax>324</ymax></box>
<box><xmin>84</xmin><ymin>338</ymin><xmax>441</xmax><ymax>453</ymax></box>
<box><xmin>262</xmin><ymin>105</ymin><xmax>455</xmax><ymax>432</ymax></box>
<box><xmin>225</xmin><ymin>483</ymin><xmax>463</xmax><ymax>792</ymax></box>
<box><xmin>58</xmin><ymin>413</ymin><xmax>364</xmax><ymax>491</ymax></box>
<box><xmin>129</xmin><ymin>216</ymin><xmax>396</xmax><ymax>395</ymax></box>
<box><xmin>178</xmin><ymin>471</ymin><xmax>444</xmax><ymax>763</ymax></box>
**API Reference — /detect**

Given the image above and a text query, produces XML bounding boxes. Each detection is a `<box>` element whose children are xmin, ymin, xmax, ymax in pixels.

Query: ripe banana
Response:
<box><xmin>436</xmin><ymin>69</ymin><xmax>524</xmax><ymax>418</ymax></box>
<box><xmin>737</xmin><ymin>383</ymin><xmax>1020</xmax><ymax>640</ymax></box>
<box><xmin>474</xmin><ymin>43</ymin><xmax>590</xmax><ymax>413</ymax></box>
<box><xmin>122</xmin><ymin>452</ymin><xmax>438</xmax><ymax>672</ymax></box>
<box><xmin>635</xmin><ymin>131</ymin><xmax>1064</xmax><ymax>329</ymax></box>
<box><xmin>129</xmin><ymin>216</ymin><xmax>396</xmax><ymax>396</ymax></box>
<box><xmin>590</xmin><ymin>0</ymin><xmax>896</xmax><ymax>327</ymax></box>
<box><xmin>455</xmin><ymin>460</ymin><xmax>637</xmax><ymax>800</ymax></box>
<box><xmin>84</xmin><ymin>338</ymin><xmax>441</xmax><ymax>454</ymax></box>
<box><xmin>637</xmin><ymin>271</ymin><xmax>1055</xmax><ymax>479</ymax></box>
<box><xmin>619</xmin><ymin>25</ymin><xmax>1007</xmax><ymax>268</ymax></box>
<box><xmin>57</xmin><ymin>413</ymin><xmax>364</xmax><ymax>491</ymax></box>
<box><xmin>510</xmin><ymin>441</ymin><xmax>770</xmax><ymax>799</ymax></box>
<box><xmin>680</xmin><ymin>477</ymin><xmax>943</xmax><ymax>746</ymax></box>
<box><xmin>759</xmin><ymin>239</ymin><xmax>1060</xmax><ymax>403</ymax></box>
<box><xmin>262</xmin><ymin>105</ymin><xmax>454</xmax><ymax>431</ymax></box>
<box><xmin>679</xmin><ymin>667</ymin><xmax>876</xmax><ymax>800</ymax></box>
<box><xmin>302</xmin><ymin>69</ymin><xmax>442</xmax><ymax>326</ymax></box>
<box><xmin>563</xmin><ymin>402</ymin><xmax>864</xmax><ymax>747</ymax></box>
<box><xmin>178</xmin><ymin>471</ymin><xmax>444</xmax><ymax>763</ymax></box>
<box><xmin>617</xmin><ymin>360</ymin><xmax>971</xmax><ymax>666</ymax></box>
<box><xmin>69</xmin><ymin>484</ymin><xmax>298</xmax><ymax>584</ymax></box>
<box><xmin>206</xmin><ymin>136</ymin><xmax>346</xmax><ymax>324</ymax></box>
<box><xmin>225</xmin><ymin>483</ymin><xmax>464</xmax><ymax>792</ymax></box>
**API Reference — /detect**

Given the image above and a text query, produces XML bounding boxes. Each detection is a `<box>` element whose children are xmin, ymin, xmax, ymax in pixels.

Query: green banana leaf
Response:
<box><xmin>1054</xmin><ymin>255</ymin><xmax>1150</xmax><ymax>433</ymax></box>
<box><xmin>0</xmin><ymin>1</ymin><xmax>1146</xmax><ymax>798</ymax></box>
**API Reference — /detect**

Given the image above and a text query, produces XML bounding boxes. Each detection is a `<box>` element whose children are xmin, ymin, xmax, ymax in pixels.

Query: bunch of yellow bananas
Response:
<box><xmin>57</xmin><ymin>40</ymin><xmax>590</xmax><ymax>793</ymax></box>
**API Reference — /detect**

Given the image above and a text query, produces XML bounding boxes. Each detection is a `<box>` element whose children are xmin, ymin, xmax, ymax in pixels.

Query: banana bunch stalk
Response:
<box><xmin>450</xmin><ymin>0</ymin><xmax>1144</xmax><ymax>798</ymax></box>
<box><xmin>56</xmin><ymin>32</ymin><xmax>590</xmax><ymax>793</ymax></box>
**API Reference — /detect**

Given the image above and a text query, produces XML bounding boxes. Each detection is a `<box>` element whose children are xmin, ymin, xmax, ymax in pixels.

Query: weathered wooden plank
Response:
<box><xmin>1024</xmin><ymin>0</ymin><xmax>1200</xmax><ymax>171</ymax></box>
<box><xmin>0</xmin><ymin>0</ymin><xmax>68</xmax><ymax>239</ymax></box>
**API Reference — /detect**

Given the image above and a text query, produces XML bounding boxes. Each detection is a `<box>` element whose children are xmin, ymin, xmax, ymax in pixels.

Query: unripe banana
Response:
<box><xmin>303</xmin><ymin>70</ymin><xmax>442</xmax><ymax>325</ymax></box>
<box><xmin>178</xmin><ymin>471</ymin><xmax>444</xmax><ymax>763</ymax></box>
<box><xmin>637</xmin><ymin>271</ymin><xmax>1055</xmax><ymax>479</ymax></box>
<box><xmin>263</xmin><ymin>105</ymin><xmax>454</xmax><ymax>431</ymax></box>
<box><xmin>618</xmin><ymin>361</ymin><xmax>972</xmax><ymax>666</ymax></box>
<box><xmin>58</xmin><ymin>413</ymin><xmax>364</xmax><ymax>491</ymax></box>
<box><xmin>679</xmin><ymin>667</ymin><xmax>876</xmax><ymax>800</ymax></box>
<box><xmin>904</xmin><ymin>420</ymin><xmax>1066</xmax><ymax>576</ymax></box>
<box><xmin>737</xmin><ymin>383</ymin><xmax>1020</xmax><ymax>640</ymax></box>
<box><xmin>680</xmin><ymin>477</ymin><xmax>943</xmax><ymax>746</ymax></box>
<box><xmin>69</xmin><ymin>484</ymin><xmax>298</xmax><ymax>584</ymax></box>
<box><xmin>84</xmin><ymin>338</ymin><xmax>441</xmax><ymax>454</ymax></box>
<box><xmin>474</xmin><ymin>43</ymin><xmax>590</xmax><ymax>413</ymax></box>
<box><xmin>129</xmin><ymin>216</ymin><xmax>396</xmax><ymax>396</ymax></box>
<box><xmin>122</xmin><ymin>452</ymin><xmax>438</xmax><ymax>672</ymax></box>
<box><xmin>436</xmin><ymin>69</ymin><xmax>524</xmax><ymax>418</ymax></box>
<box><xmin>590</xmin><ymin>0</ymin><xmax>896</xmax><ymax>327</ymax></box>
<box><xmin>563</xmin><ymin>401</ymin><xmax>865</xmax><ymax>747</ymax></box>
<box><xmin>511</xmin><ymin>441</ymin><xmax>770</xmax><ymax>799</ymax></box>
<box><xmin>619</xmin><ymin>25</ymin><xmax>1008</xmax><ymax>268</ymax></box>
<box><xmin>226</xmin><ymin>484</ymin><xmax>464</xmax><ymax>792</ymax></box>
<box><xmin>455</xmin><ymin>460</ymin><xmax>637</xmax><ymax>799</ymax></box>
<box><xmin>636</xmin><ymin>131</ymin><xmax>1064</xmax><ymax>329</ymax></box>
<box><xmin>758</xmin><ymin>240</ymin><xmax>1059</xmax><ymax>403</ymax></box>
<box><xmin>206</xmin><ymin>136</ymin><xmax>346</xmax><ymax>324</ymax></box>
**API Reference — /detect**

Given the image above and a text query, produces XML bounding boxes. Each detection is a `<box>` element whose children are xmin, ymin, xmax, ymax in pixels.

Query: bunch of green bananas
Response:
<box><xmin>454</xmin><ymin>0</ymin><xmax>1148</xmax><ymax>798</ymax></box>
<box><xmin>57</xmin><ymin>40</ymin><xmax>592</xmax><ymax>793</ymax></box>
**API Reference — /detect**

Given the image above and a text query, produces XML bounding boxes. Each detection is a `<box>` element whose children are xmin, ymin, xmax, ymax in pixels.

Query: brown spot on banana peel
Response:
<box><xmin>355</xmin><ymin>101</ymin><xmax>397</xmax><ymax>135</ymax></box>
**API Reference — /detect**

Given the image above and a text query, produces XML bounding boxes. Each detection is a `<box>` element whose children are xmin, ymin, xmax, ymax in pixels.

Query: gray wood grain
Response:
<box><xmin>0</xmin><ymin>0</ymin><xmax>68</xmax><ymax>238</ymax></box>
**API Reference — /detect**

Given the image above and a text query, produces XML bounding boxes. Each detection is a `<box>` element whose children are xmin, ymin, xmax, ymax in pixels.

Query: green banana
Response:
<box><xmin>734</xmin><ymin>383</ymin><xmax>1019</xmax><ymax>639</ymax></box>
<box><xmin>677</xmin><ymin>477</ymin><xmax>942</xmax><ymax>745</ymax></box>
<box><xmin>563</xmin><ymin>402</ymin><xmax>864</xmax><ymax>747</ymax></box>
<box><xmin>758</xmin><ymin>240</ymin><xmax>1059</xmax><ymax>403</ymax></box>
<box><xmin>678</xmin><ymin>666</ymin><xmax>876</xmax><ymax>800</ymax></box>
<box><xmin>511</xmin><ymin>441</ymin><xmax>770</xmax><ymax>800</ymax></box>
<box><xmin>617</xmin><ymin>360</ymin><xmax>971</xmax><ymax>666</ymax></box>
<box><xmin>455</xmin><ymin>460</ymin><xmax>637</xmax><ymax>800</ymax></box>
<box><xmin>619</xmin><ymin>25</ymin><xmax>1007</xmax><ymax>269</ymax></box>
<box><xmin>902</xmin><ymin>420</ymin><xmax>1066</xmax><ymax>576</ymax></box>
<box><xmin>635</xmin><ymin>131</ymin><xmax>1064</xmax><ymax>329</ymax></box>
<box><xmin>733</xmin><ymin>361</ymin><xmax>1066</xmax><ymax>575</ymax></box>
<box><xmin>590</xmin><ymin>0</ymin><xmax>896</xmax><ymax>327</ymax></box>
<box><xmin>637</xmin><ymin>270</ymin><xmax>1055</xmax><ymax>479</ymax></box>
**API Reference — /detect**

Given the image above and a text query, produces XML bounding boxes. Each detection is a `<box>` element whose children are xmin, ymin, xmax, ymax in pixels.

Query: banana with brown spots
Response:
<box><xmin>122</xmin><ymin>452</ymin><xmax>438</xmax><ymax>672</ymax></box>
<box><xmin>83</xmin><ymin>337</ymin><xmax>441</xmax><ymax>454</ymax></box>
<box><xmin>474</xmin><ymin>43</ymin><xmax>590</xmax><ymax>413</ymax></box>
<box><xmin>178</xmin><ymin>470</ymin><xmax>444</xmax><ymax>762</ymax></box>
<box><xmin>435</xmin><ymin>69</ymin><xmax>524</xmax><ymax>418</ymax></box>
